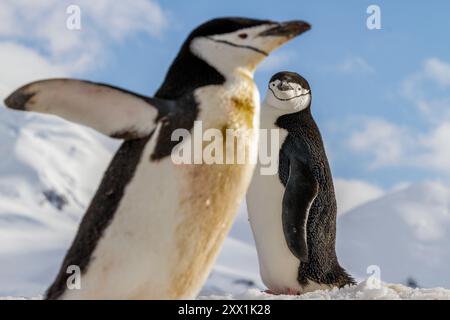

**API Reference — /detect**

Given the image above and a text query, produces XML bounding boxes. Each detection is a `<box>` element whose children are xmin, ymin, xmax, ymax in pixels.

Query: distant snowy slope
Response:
<box><xmin>337</xmin><ymin>181</ymin><xmax>450</xmax><ymax>289</ymax></box>
<box><xmin>210</xmin><ymin>181</ymin><xmax>450</xmax><ymax>296</ymax></box>
<box><xmin>0</xmin><ymin>106</ymin><xmax>118</xmax><ymax>296</ymax></box>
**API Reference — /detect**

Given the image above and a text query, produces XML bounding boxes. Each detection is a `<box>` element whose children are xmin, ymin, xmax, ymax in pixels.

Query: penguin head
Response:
<box><xmin>264</xmin><ymin>71</ymin><xmax>311</xmax><ymax>113</ymax></box>
<box><xmin>188</xmin><ymin>17</ymin><xmax>311</xmax><ymax>76</ymax></box>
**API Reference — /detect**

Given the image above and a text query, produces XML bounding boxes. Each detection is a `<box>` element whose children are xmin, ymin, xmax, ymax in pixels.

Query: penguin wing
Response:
<box><xmin>4</xmin><ymin>78</ymin><xmax>176</xmax><ymax>139</ymax></box>
<box><xmin>282</xmin><ymin>157</ymin><xmax>319</xmax><ymax>262</ymax></box>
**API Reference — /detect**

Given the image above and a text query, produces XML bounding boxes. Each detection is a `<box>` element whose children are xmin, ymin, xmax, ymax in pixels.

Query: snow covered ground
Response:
<box><xmin>201</xmin><ymin>281</ymin><xmax>450</xmax><ymax>300</ymax></box>
<box><xmin>1</xmin><ymin>104</ymin><xmax>450</xmax><ymax>300</ymax></box>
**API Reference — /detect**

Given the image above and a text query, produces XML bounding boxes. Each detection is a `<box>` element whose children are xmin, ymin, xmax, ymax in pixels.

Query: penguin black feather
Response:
<box><xmin>277</xmin><ymin>108</ymin><xmax>355</xmax><ymax>287</ymax></box>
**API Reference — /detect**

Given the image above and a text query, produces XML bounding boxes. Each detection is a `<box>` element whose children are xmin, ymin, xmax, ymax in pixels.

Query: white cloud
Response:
<box><xmin>334</xmin><ymin>178</ymin><xmax>384</xmax><ymax>215</ymax></box>
<box><xmin>0</xmin><ymin>43</ymin><xmax>68</xmax><ymax>100</ymax></box>
<box><xmin>334</xmin><ymin>56</ymin><xmax>375</xmax><ymax>75</ymax></box>
<box><xmin>348</xmin><ymin>118</ymin><xmax>411</xmax><ymax>168</ymax></box>
<box><xmin>85</xmin><ymin>0</ymin><xmax>167</xmax><ymax>39</ymax></box>
<box><xmin>346</xmin><ymin>57</ymin><xmax>450</xmax><ymax>176</ymax></box>
<box><xmin>416</xmin><ymin>123</ymin><xmax>450</xmax><ymax>173</ymax></box>
<box><xmin>0</xmin><ymin>0</ymin><xmax>168</xmax><ymax>78</ymax></box>
<box><xmin>348</xmin><ymin>118</ymin><xmax>450</xmax><ymax>175</ymax></box>
<box><xmin>258</xmin><ymin>51</ymin><xmax>295</xmax><ymax>73</ymax></box>
<box><xmin>0</xmin><ymin>2</ymin><xmax>19</xmax><ymax>37</ymax></box>
<box><xmin>402</xmin><ymin>57</ymin><xmax>450</xmax><ymax>122</ymax></box>
<box><xmin>424</xmin><ymin>58</ymin><xmax>450</xmax><ymax>87</ymax></box>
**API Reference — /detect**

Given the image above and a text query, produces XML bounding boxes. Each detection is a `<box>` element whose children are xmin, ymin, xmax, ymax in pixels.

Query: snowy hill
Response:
<box><xmin>337</xmin><ymin>181</ymin><xmax>450</xmax><ymax>289</ymax></box>
<box><xmin>0</xmin><ymin>106</ymin><xmax>119</xmax><ymax>297</ymax></box>
<box><xmin>1</xmin><ymin>105</ymin><xmax>450</xmax><ymax>299</ymax></box>
<box><xmin>205</xmin><ymin>181</ymin><xmax>450</xmax><ymax>297</ymax></box>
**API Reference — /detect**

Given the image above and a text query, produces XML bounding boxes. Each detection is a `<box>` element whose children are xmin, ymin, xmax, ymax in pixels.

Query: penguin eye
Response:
<box><xmin>238</xmin><ymin>33</ymin><xmax>248</xmax><ymax>39</ymax></box>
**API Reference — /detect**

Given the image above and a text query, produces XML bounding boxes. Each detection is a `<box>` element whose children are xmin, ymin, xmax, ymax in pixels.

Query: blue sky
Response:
<box><xmin>92</xmin><ymin>0</ymin><xmax>450</xmax><ymax>188</ymax></box>
<box><xmin>2</xmin><ymin>0</ymin><xmax>450</xmax><ymax>192</ymax></box>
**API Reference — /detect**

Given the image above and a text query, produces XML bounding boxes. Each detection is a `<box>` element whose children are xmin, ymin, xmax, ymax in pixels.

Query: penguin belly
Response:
<box><xmin>247</xmin><ymin>107</ymin><xmax>303</xmax><ymax>294</ymax></box>
<box><xmin>62</xmin><ymin>79</ymin><xmax>259</xmax><ymax>300</ymax></box>
<box><xmin>247</xmin><ymin>106</ymin><xmax>335</xmax><ymax>294</ymax></box>
<box><xmin>247</xmin><ymin>155</ymin><xmax>304</xmax><ymax>293</ymax></box>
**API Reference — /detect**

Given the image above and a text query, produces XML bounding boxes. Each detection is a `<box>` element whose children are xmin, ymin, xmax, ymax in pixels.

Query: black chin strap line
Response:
<box><xmin>206</xmin><ymin>37</ymin><xmax>269</xmax><ymax>56</ymax></box>
<box><xmin>269</xmin><ymin>87</ymin><xmax>310</xmax><ymax>101</ymax></box>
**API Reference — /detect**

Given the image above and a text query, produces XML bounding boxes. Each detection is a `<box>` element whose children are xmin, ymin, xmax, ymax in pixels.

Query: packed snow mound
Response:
<box><xmin>0</xmin><ymin>296</ymin><xmax>41</xmax><ymax>300</ymax></box>
<box><xmin>200</xmin><ymin>280</ymin><xmax>450</xmax><ymax>300</ymax></box>
<box><xmin>337</xmin><ymin>181</ymin><xmax>450</xmax><ymax>289</ymax></box>
<box><xmin>4</xmin><ymin>281</ymin><xmax>450</xmax><ymax>300</ymax></box>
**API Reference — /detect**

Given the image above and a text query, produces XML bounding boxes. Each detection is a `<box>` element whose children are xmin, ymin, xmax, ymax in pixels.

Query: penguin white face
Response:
<box><xmin>264</xmin><ymin>71</ymin><xmax>311</xmax><ymax>113</ymax></box>
<box><xmin>189</xmin><ymin>18</ymin><xmax>310</xmax><ymax>76</ymax></box>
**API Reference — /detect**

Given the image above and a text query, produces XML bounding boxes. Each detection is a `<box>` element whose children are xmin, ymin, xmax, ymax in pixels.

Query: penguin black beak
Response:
<box><xmin>259</xmin><ymin>20</ymin><xmax>311</xmax><ymax>38</ymax></box>
<box><xmin>277</xmin><ymin>81</ymin><xmax>293</xmax><ymax>91</ymax></box>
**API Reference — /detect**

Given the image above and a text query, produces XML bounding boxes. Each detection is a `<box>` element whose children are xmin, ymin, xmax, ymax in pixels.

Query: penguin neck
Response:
<box><xmin>275</xmin><ymin>104</ymin><xmax>318</xmax><ymax>136</ymax></box>
<box><xmin>155</xmin><ymin>45</ymin><xmax>226</xmax><ymax>99</ymax></box>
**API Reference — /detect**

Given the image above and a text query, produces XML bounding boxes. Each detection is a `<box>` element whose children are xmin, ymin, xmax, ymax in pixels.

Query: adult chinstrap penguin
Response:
<box><xmin>5</xmin><ymin>18</ymin><xmax>310</xmax><ymax>299</ymax></box>
<box><xmin>247</xmin><ymin>71</ymin><xmax>355</xmax><ymax>295</ymax></box>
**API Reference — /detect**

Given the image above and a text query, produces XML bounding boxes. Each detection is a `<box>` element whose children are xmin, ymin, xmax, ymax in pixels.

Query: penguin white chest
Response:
<box><xmin>247</xmin><ymin>104</ymin><xmax>304</xmax><ymax>293</ymax></box>
<box><xmin>62</xmin><ymin>76</ymin><xmax>259</xmax><ymax>299</ymax></box>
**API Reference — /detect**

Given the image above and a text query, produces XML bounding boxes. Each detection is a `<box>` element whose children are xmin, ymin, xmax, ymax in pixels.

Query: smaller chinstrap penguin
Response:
<box><xmin>247</xmin><ymin>71</ymin><xmax>355</xmax><ymax>295</ymax></box>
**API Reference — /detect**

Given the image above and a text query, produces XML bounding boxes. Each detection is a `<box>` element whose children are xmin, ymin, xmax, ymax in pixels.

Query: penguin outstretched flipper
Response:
<box><xmin>282</xmin><ymin>156</ymin><xmax>319</xmax><ymax>263</ymax></box>
<box><xmin>4</xmin><ymin>78</ymin><xmax>175</xmax><ymax>140</ymax></box>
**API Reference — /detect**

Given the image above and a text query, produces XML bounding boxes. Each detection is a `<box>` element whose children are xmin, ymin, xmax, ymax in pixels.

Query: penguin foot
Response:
<box><xmin>263</xmin><ymin>288</ymin><xmax>302</xmax><ymax>295</ymax></box>
<box><xmin>264</xmin><ymin>289</ymin><xmax>279</xmax><ymax>295</ymax></box>
<box><xmin>285</xmin><ymin>288</ymin><xmax>302</xmax><ymax>295</ymax></box>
